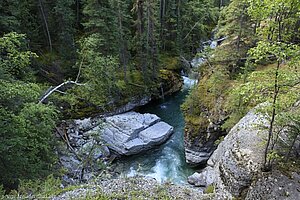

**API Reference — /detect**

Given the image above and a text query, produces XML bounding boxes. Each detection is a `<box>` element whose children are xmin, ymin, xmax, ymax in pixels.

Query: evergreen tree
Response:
<box><xmin>83</xmin><ymin>0</ymin><xmax>119</xmax><ymax>55</ymax></box>
<box><xmin>0</xmin><ymin>33</ymin><xmax>58</xmax><ymax>188</ymax></box>
<box><xmin>180</xmin><ymin>0</ymin><xmax>219</xmax><ymax>56</ymax></box>
<box><xmin>53</xmin><ymin>0</ymin><xmax>76</xmax><ymax>62</ymax></box>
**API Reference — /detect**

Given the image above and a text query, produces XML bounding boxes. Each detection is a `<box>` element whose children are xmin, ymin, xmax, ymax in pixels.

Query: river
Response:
<box><xmin>117</xmin><ymin>77</ymin><xmax>197</xmax><ymax>184</ymax></box>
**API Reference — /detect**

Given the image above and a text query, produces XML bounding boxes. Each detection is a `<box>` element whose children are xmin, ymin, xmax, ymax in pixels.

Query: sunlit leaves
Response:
<box><xmin>249</xmin><ymin>41</ymin><xmax>300</xmax><ymax>63</ymax></box>
<box><xmin>0</xmin><ymin>32</ymin><xmax>37</xmax><ymax>80</ymax></box>
<box><xmin>0</xmin><ymin>80</ymin><xmax>42</xmax><ymax>112</ymax></box>
<box><xmin>247</xmin><ymin>0</ymin><xmax>300</xmax><ymax>42</ymax></box>
<box><xmin>73</xmin><ymin>34</ymin><xmax>121</xmax><ymax>105</ymax></box>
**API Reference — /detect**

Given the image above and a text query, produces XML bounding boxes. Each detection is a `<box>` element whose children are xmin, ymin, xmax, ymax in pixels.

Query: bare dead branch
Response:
<box><xmin>38</xmin><ymin>80</ymin><xmax>85</xmax><ymax>104</ymax></box>
<box><xmin>180</xmin><ymin>55</ymin><xmax>191</xmax><ymax>68</ymax></box>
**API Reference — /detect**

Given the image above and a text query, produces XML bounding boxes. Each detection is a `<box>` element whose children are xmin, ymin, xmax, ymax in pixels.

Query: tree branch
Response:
<box><xmin>38</xmin><ymin>81</ymin><xmax>85</xmax><ymax>104</ymax></box>
<box><xmin>180</xmin><ymin>55</ymin><xmax>191</xmax><ymax>68</ymax></box>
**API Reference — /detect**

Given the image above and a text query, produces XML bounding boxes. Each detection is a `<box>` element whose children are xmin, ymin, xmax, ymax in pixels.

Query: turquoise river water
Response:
<box><xmin>118</xmin><ymin>77</ymin><xmax>197</xmax><ymax>184</ymax></box>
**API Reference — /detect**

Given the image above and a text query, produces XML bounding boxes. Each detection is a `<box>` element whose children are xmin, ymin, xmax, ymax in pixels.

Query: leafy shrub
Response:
<box><xmin>204</xmin><ymin>184</ymin><xmax>215</xmax><ymax>194</ymax></box>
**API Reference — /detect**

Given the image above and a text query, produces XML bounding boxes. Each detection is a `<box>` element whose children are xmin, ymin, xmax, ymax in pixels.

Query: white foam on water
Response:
<box><xmin>127</xmin><ymin>166</ymin><xmax>137</xmax><ymax>177</ymax></box>
<box><xmin>182</xmin><ymin>76</ymin><xmax>197</xmax><ymax>89</ymax></box>
<box><xmin>210</xmin><ymin>41</ymin><xmax>218</xmax><ymax>49</ymax></box>
<box><xmin>122</xmin><ymin>81</ymin><xmax>196</xmax><ymax>184</ymax></box>
<box><xmin>136</xmin><ymin>147</ymin><xmax>186</xmax><ymax>184</ymax></box>
<box><xmin>191</xmin><ymin>57</ymin><xmax>205</xmax><ymax>68</ymax></box>
<box><xmin>146</xmin><ymin>160</ymin><xmax>167</xmax><ymax>183</ymax></box>
<box><xmin>160</xmin><ymin>104</ymin><xmax>167</xmax><ymax>109</ymax></box>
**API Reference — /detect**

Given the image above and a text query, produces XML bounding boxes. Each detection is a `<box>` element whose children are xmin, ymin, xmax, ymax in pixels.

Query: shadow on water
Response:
<box><xmin>116</xmin><ymin>79</ymin><xmax>197</xmax><ymax>184</ymax></box>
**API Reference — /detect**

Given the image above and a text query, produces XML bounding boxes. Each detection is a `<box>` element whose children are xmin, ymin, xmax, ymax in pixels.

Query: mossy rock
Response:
<box><xmin>159</xmin><ymin>55</ymin><xmax>180</xmax><ymax>72</ymax></box>
<box><xmin>158</xmin><ymin>69</ymin><xmax>183</xmax><ymax>97</ymax></box>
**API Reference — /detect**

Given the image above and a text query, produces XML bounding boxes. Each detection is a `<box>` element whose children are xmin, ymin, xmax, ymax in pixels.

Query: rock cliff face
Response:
<box><xmin>206</xmin><ymin>108</ymin><xmax>268</xmax><ymax>199</ymax></box>
<box><xmin>187</xmin><ymin>107</ymin><xmax>300</xmax><ymax>199</ymax></box>
<box><xmin>111</xmin><ymin>96</ymin><xmax>151</xmax><ymax>115</ymax></box>
<box><xmin>158</xmin><ymin>69</ymin><xmax>183</xmax><ymax>98</ymax></box>
<box><xmin>184</xmin><ymin>120</ymin><xmax>226</xmax><ymax>166</ymax></box>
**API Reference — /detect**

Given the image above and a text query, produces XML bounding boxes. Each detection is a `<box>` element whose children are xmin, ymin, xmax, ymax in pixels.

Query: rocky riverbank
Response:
<box><xmin>52</xmin><ymin>177</ymin><xmax>213</xmax><ymax>200</ymax></box>
<box><xmin>56</xmin><ymin>111</ymin><xmax>174</xmax><ymax>185</ymax></box>
<box><xmin>184</xmin><ymin>118</ymin><xmax>226</xmax><ymax>166</ymax></box>
<box><xmin>187</xmin><ymin>106</ymin><xmax>300</xmax><ymax>199</ymax></box>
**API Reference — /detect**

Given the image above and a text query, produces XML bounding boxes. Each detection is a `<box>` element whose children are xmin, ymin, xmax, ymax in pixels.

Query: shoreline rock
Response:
<box><xmin>102</xmin><ymin>112</ymin><xmax>174</xmax><ymax>155</ymax></box>
<box><xmin>184</xmin><ymin>120</ymin><xmax>226</xmax><ymax>166</ymax></box>
<box><xmin>187</xmin><ymin>107</ymin><xmax>268</xmax><ymax>198</ymax></box>
<box><xmin>57</xmin><ymin>111</ymin><xmax>173</xmax><ymax>185</ymax></box>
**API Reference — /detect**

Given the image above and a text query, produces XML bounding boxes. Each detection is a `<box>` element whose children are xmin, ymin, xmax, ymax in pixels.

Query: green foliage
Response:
<box><xmin>214</xmin><ymin>136</ymin><xmax>225</xmax><ymax>145</ymax></box>
<box><xmin>0</xmin><ymin>80</ymin><xmax>42</xmax><ymax>111</ymax></box>
<box><xmin>53</xmin><ymin>0</ymin><xmax>76</xmax><ymax>60</ymax></box>
<box><xmin>0</xmin><ymin>32</ymin><xmax>37</xmax><ymax>81</ymax></box>
<box><xmin>159</xmin><ymin>55</ymin><xmax>180</xmax><ymax>71</ymax></box>
<box><xmin>183</xmin><ymin>0</ymin><xmax>300</xmax><ymax>173</ymax></box>
<box><xmin>249</xmin><ymin>42</ymin><xmax>300</xmax><ymax>63</ymax></box>
<box><xmin>247</xmin><ymin>0</ymin><xmax>300</xmax><ymax>43</ymax></box>
<box><xmin>216</xmin><ymin>0</ymin><xmax>252</xmax><ymax>39</ymax></box>
<box><xmin>224</xmin><ymin>63</ymin><xmax>300</xmax><ymax>128</ymax></box>
<box><xmin>204</xmin><ymin>184</ymin><xmax>215</xmax><ymax>194</ymax></box>
<box><xmin>182</xmin><ymin>64</ymin><xmax>231</xmax><ymax>135</ymax></box>
<box><xmin>214</xmin><ymin>0</ymin><xmax>256</xmax><ymax>74</ymax></box>
<box><xmin>0</xmin><ymin>33</ymin><xmax>59</xmax><ymax>188</ymax></box>
<box><xmin>180</xmin><ymin>0</ymin><xmax>219</xmax><ymax>54</ymax></box>
<box><xmin>0</xmin><ymin>103</ymin><xmax>58</xmax><ymax>188</ymax></box>
<box><xmin>74</xmin><ymin>34</ymin><xmax>125</xmax><ymax>105</ymax></box>
<box><xmin>16</xmin><ymin>174</ymin><xmax>62</xmax><ymax>197</ymax></box>
<box><xmin>82</xmin><ymin>0</ymin><xmax>131</xmax><ymax>56</ymax></box>
<box><xmin>0</xmin><ymin>185</ymin><xmax>5</xmax><ymax>197</ymax></box>
<box><xmin>224</xmin><ymin>0</ymin><xmax>300</xmax><ymax>168</ymax></box>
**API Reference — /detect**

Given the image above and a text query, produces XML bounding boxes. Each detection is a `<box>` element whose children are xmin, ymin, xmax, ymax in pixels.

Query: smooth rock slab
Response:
<box><xmin>101</xmin><ymin>112</ymin><xmax>173</xmax><ymax>155</ymax></box>
<box><xmin>124</xmin><ymin>138</ymin><xmax>146</xmax><ymax>154</ymax></box>
<box><xmin>139</xmin><ymin>122</ymin><xmax>174</xmax><ymax>144</ymax></box>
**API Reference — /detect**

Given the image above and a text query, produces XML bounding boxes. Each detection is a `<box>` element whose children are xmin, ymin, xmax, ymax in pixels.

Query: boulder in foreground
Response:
<box><xmin>187</xmin><ymin>106</ymin><xmax>300</xmax><ymax>199</ymax></box>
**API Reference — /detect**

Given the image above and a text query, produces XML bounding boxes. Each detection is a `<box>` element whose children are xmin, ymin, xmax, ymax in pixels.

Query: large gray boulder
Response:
<box><xmin>188</xmin><ymin>105</ymin><xmax>300</xmax><ymax>199</ymax></box>
<box><xmin>188</xmin><ymin>106</ymin><xmax>269</xmax><ymax>198</ymax></box>
<box><xmin>101</xmin><ymin>112</ymin><xmax>173</xmax><ymax>155</ymax></box>
<box><xmin>208</xmin><ymin>108</ymin><xmax>268</xmax><ymax>198</ymax></box>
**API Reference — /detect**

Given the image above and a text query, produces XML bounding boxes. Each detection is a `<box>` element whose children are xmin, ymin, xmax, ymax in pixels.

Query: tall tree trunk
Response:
<box><xmin>176</xmin><ymin>0</ymin><xmax>182</xmax><ymax>54</ymax></box>
<box><xmin>263</xmin><ymin>60</ymin><xmax>280</xmax><ymax>171</ymax></box>
<box><xmin>146</xmin><ymin>0</ymin><xmax>158</xmax><ymax>80</ymax></box>
<box><xmin>219</xmin><ymin>0</ymin><xmax>223</xmax><ymax>9</ymax></box>
<box><xmin>159</xmin><ymin>0</ymin><xmax>166</xmax><ymax>50</ymax></box>
<box><xmin>136</xmin><ymin>0</ymin><xmax>147</xmax><ymax>83</ymax></box>
<box><xmin>237</xmin><ymin>4</ymin><xmax>246</xmax><ymax>52</ymax></box>
<box><xmin>38</xmin><ymin>0</ymin><xmax>52</xmax><ymax>52</ymax></box>
<box><xmin>117</xmin><ymin>1</ymin><xmax>128</xmax><ymax>82</ymax></box>
<box><xmin>76</xmin><ymin>0</ymin><xmax>80</xmax><ymax>28</ymax></box>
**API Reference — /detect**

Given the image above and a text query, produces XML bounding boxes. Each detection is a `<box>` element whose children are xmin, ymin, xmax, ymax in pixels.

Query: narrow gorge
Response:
<box><xmin>1</xmin><ymin>0</ymin><xmax>299</xmax><ymax>199</ymax></box>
